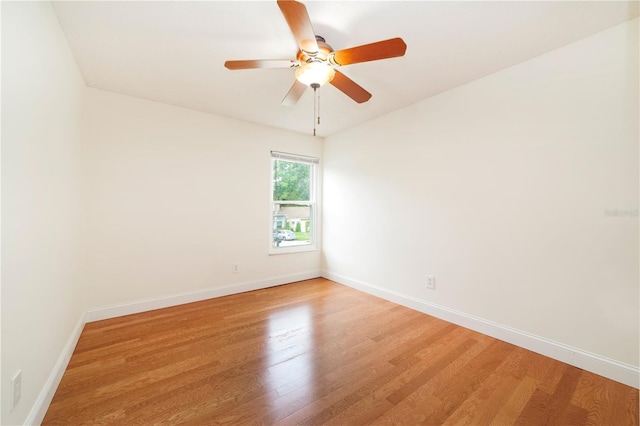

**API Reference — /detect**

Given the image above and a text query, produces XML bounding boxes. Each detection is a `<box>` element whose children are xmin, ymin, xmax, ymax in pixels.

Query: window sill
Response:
<box><xmin>269</xmin><ymin>244</ymin><xmax>319</xmax><ymax>255</ymax></box>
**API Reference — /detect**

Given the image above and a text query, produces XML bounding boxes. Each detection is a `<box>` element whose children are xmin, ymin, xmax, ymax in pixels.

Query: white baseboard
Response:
<box><xmin>85</xmin><ymin>270</ymin><xmax>322</xmax><ymax>323</ymax></box>
<box><xmin>322</xmin><ymin>270</ymin><xmax>639</xmax><ymax>389</ymax></box>
<box><xmin>25</xmin><ymin>312</ymin><xmax>86</xmax><ymax>425</ymax></box>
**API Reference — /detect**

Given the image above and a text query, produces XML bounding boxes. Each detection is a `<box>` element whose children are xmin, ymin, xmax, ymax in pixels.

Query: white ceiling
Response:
<box><xmin>53</xmin><ymin>1</ymin><xmax>639</xmax><ymax>137</ymax></box>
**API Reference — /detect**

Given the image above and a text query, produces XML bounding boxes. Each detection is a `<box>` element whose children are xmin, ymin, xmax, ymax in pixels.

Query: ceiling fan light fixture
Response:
<box><xmin>295</xmin><ymin>61</ymin><xmax>335</xmax><ymax>87</ymax></box>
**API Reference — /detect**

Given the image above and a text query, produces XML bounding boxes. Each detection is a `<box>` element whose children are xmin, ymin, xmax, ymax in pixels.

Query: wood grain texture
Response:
<box><xmin>277</xmin><ymin>0</ymin><xmax>318</xmax><ymax>54</ymax></box>
<box><xmin>330</xmin><ymin>71</ymin><xmax>372</xmax><ymax>103</ymax></box>
<box><xmin>43</xmin><ymin>278</ymin><xmax>639</xmax><ymax>425</ymax></box>
<box><xmin>331</xmin><ymin>38</ymin><xmax>407</xmax><ymax>66</ymax></box>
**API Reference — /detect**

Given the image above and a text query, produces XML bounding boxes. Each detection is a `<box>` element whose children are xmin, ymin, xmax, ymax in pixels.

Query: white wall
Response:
<box><xmin>1</xmin><ymin>2</ymin><xmax>87</xmax><ymax>424</ymax></box>
<box><xmin>323</xmin><ymin>19</ymin><xmax>639</xmax><ymax>368</ymax></box>
<box><xmin>84</xmin><ymin>89</ymin><xmax>322</xmax><ymax>310</ymax></box>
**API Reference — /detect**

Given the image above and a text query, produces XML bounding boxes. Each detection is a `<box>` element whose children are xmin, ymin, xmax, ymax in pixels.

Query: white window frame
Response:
<box><xmin>269</xmin><ymin>151</ymin><xmax>319</xmax><ymax>255</ymax></box>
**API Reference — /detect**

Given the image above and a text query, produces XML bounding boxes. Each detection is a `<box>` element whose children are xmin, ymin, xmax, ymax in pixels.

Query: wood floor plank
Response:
<box><xmin>490</xmin><ymin>375</ymin><xmax>539</xmax><ymax>425</ymax></box>
<box><xmin>42</xmin><ymin>278</ymin><xmax>639</xmax><ymax>425</ymax></box>
<box><xmin>373</xmin><ymin>333</ymin><xmax>498</xmax><ymax>424</ymax></box>
<box><xmin>310</xmin><ymin>328</ymin><xmax>479</xmax><ymax>424</ymax></box>
<box><xmin>442</xmin><ymin>347</ymin><xmax>530</xmax><ymax>425</ymax></box>
<box><xmin>423</xmin><ymin>340</ymin><xmax>515</xmax><ymax>423</ymax></box>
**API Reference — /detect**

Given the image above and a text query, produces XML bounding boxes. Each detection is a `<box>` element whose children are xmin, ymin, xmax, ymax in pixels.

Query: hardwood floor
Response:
<box><xmin>43</xmin><ymin>278</ymin><xmax>638</xmax><ymax>425</ymax></box>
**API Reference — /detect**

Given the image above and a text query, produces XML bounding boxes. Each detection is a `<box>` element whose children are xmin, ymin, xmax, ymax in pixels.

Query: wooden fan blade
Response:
<box><xmin>330</xmin><ymin>38</ymin><xmax>407</xmax><ymax>66</ymax></box>
<box><xmin>330</xmin><ymin>70</ymin><xmax>372</xmax><ymax>103</ymax></box>
<box><xmin>282</xmin><ymin>80</ymin><xmax>307</xmax><ymax>106</ymax></box>
<box><xmin>224</xmin><ymin>59</ymin><xmax>298</xmax><ymax>70</ymax></box>
<box><xmin>277</xmin><ymin>0</ymin><xmax>319</xmax><ymax>54</ymax></box>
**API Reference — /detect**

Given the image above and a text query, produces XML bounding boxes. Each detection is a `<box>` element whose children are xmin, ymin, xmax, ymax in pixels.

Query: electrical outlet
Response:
<box><xmin>426</xmin><ymin>275</ymin><xmax>435</xmax><ymax>289</ymax></box>
<box><xmin>11</xmin><ymin>370</ymin><xmax>22</xmax><ymax>410</ymax></box>
<box><xmin>232</xmin><ymin>264</ymin><xmax>239</xmax><ymax>274</ymax></box>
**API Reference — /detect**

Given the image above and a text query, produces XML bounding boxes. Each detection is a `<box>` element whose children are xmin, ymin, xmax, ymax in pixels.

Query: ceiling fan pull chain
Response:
<box><xmin>312</xmin><ymin>83</ymin><xmax>320</xmax><ymax>136</ymax></box>
<box><xmin>317</xmin><ymin>87</ymin><xmax>321</xmax><ymax>126</ymax></box>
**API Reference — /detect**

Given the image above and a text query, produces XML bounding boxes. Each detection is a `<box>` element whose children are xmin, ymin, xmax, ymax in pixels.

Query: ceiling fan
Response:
<box><xmin>224</xmin><ymin>0</ymin><xmax>407</xmax><ymax>106</ymax></box>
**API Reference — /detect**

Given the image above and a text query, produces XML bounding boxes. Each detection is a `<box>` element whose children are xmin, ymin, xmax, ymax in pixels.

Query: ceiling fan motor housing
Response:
<box><xmin>297</xmin><ymin>35</ymin><xmax>334</xmax><ymax>63</ymax></box>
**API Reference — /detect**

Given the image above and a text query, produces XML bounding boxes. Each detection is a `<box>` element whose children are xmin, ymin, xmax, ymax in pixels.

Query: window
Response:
<box><xmin>270</xmin><ymin>151</ymin><xmax>318</xmax><ymax>254</ymax></box>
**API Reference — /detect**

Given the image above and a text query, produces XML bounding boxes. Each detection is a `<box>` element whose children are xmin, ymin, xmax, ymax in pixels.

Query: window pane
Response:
<box><xmin>272</xmin><ymin>159</ymin><xmax>311</xmax><ymax>201</ymax></box>
<box><xmin>272</xmin><ymin>204</ymin><xmax>312</xmax><ymax>248</ymax></box>
<box><xmin>270</xmin><ymin>153</ymin><xmax>317</xmax><ymax>254</ymax></box>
